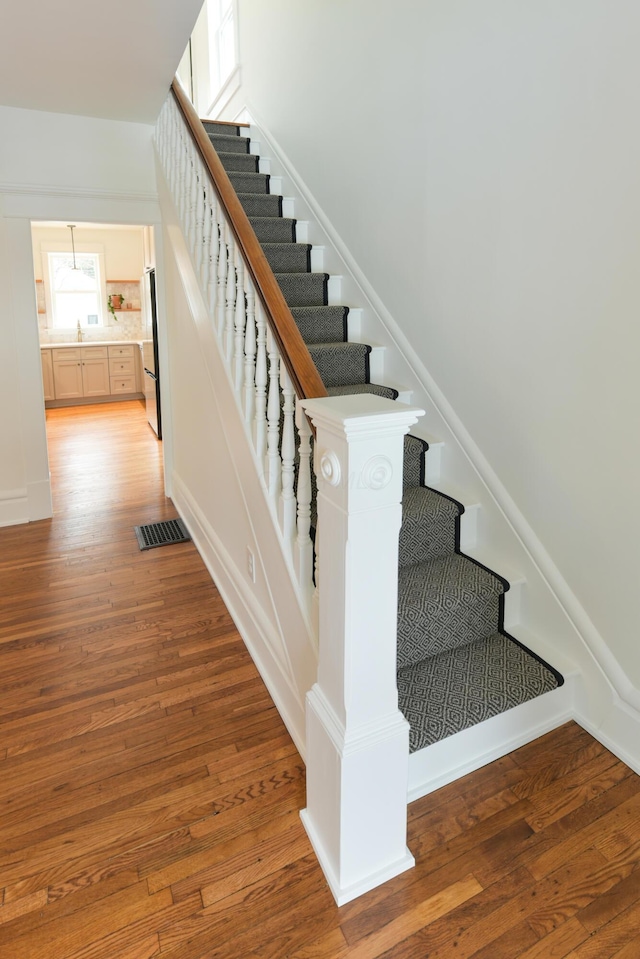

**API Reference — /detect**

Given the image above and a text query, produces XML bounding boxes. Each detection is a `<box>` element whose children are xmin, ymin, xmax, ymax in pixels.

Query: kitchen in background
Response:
<box><xmin>32</xmin><ymin>222</ymin><xmax>147</xmax><ymax>343</ymax></box>
<box><xmin>33</xmin><ymin>221</ymin><xmax>162</xmax><ymax>437</ymax></box>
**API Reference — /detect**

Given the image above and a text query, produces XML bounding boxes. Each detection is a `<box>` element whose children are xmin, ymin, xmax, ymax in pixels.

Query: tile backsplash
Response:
<box><xmin>38</xmin><ymin>280</ymin><xmax>145</xmax><ymax>343</ymax></box>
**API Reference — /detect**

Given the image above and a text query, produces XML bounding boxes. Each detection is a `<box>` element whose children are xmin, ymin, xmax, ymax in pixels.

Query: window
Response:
<box><xmin>47</xmin><ymin>251</ymin><xmax>103</xmax><ymax>329</ymax></box>
<box><xmin>208</xmin><ymin>0</ymin><xmax>237</xmax><ymax>102</ymax></box>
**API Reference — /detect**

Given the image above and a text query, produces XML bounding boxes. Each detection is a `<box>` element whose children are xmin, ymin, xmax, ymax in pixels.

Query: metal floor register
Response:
<box><xmin>134</xmin><ymin>519</ymin><xmax>191</xmax><ymax>551</ymax></box>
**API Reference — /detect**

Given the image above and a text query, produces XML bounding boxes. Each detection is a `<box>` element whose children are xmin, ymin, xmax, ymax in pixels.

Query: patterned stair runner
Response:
<box><xmin>204</xmin><ymin>120</ymin><xmax>563</xmax><ymax>751</ymax></box>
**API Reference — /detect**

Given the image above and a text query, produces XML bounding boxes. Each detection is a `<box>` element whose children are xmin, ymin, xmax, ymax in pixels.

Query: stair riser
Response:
<box><xmin>228</xmin><ymin>172</ymin><xmax>270</xmax><ymax>195</ymax></box>
<box><xmin>250</xmin><ymin>218</ymin><xmax>297</xmax><ymax>243</ymax></box>
<box><xmin>238</xmin><ymin>194</ymin><xmax>283</xmax><ymax>217</ymax></box>
<box><xmin>398</xmin><ymin>517</ymin><xmax>456</xmax><ymax>567</ymax></box>
<box><xmin>208</xmin><ymin>135</ymin><xmax>251</xmax><ymax>155</ymax></box>
<box><xmin>276</xmin><ymin>274</ymin><xmax>328</xmax><ymax>307</ymax></box>
<box><xmin>264</xmin><ymin>244</ymin><xmax>311</xmax><ymax>274</ymax></box>
<box><xmin>308</xmin><ymin>345</ymin><xmax>371</xmax><ymax>388</ymax></box>
<box><xmin>397</xmin><ymin>591</ymin><xmax>502</xmax><ymax>669</ymax></box>
<box><xmin>290</xmin><ymin>307</ymin><xmax>348</xmax><ymax>344</ymax></box>
<box><xmin>203</xmin><ymin>122</ymin><xmax>242</xmax><ymax>137</ymax></box>
<box><xmin>218</xmin><ymin>153</ymin><xmax>260</xmax><ymax>174</ymax></box>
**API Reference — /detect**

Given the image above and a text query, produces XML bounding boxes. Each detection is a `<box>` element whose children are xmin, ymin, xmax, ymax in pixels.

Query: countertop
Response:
<box><xmin>41</xmin><ymin>341</ymin><xmax>144</xmax><ymax>349</ymax></box>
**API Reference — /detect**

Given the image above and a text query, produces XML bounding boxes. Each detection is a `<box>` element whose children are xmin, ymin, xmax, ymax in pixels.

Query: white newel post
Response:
<box><xmin>299</xmin><ymin>394</ymin><xmax>425</xmax><ymax>906</ymax></box>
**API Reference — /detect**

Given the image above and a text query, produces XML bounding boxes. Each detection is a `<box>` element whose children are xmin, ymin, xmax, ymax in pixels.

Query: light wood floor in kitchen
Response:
<box><xmin>1</xmin><ymin>400</ymin><xmax>640</xmax><ymax>959</ymax></box>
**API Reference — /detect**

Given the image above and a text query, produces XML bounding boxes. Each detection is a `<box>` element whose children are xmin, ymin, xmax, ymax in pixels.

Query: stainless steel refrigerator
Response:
<box><xmin>141</xmin><ymin>268</ymin><xmax>162</xmax><ymax>438</ymax></box>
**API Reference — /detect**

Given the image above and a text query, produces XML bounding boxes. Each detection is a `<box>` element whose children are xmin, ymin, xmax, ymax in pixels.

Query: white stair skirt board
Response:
<box><xmin>407</xmin><ymin>677</ymin><xmax>576</xmax><ymax>802</ymax></box>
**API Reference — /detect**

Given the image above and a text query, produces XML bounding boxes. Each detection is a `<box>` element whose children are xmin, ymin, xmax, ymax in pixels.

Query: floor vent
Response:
<box><xmin>134</xmin><ymin>518</ymin><xmax>191</xmax><ymax>551</ymax></box>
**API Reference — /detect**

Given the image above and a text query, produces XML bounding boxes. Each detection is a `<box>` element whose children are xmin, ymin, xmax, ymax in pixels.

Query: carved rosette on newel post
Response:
<box><xmin>300</xmin><ymin>394</ymin><xmax>425</xmax><ymax>906</ymax></box>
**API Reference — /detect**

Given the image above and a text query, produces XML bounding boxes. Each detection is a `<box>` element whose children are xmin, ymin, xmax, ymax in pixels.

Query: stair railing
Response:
<box><xmin>154</xmin><ymin>81</ymin><xmax>424</xmax><ymax>905</ymax></box>
<box><xmin>155</xmin><ymin>79</ymin><xmax>326</xmax><ymax>599</ymax></box>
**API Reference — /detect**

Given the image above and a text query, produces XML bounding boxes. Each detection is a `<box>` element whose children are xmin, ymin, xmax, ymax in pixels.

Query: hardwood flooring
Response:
<box><xmin>0</xmin><ymin>400</ymin><xmax>639</xmax><ymax>957</ymax></box>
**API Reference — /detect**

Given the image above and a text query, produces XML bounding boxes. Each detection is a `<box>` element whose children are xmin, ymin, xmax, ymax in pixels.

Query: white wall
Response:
<box><xmin>0</xmin><ymin>105</ymin><xmax>157</xmax><ymax>196</ymax></box>
<box><xmin>230</xmin><ymin>1</ymin><xmax>640</xmax><ymax>684</ymax></box>
<box><xmin>31</xmin><ymin>225</ymin><xmax>144</xmax><ymax>282</ymax></box>
<box><xmin>0</xmin><ymin>105</ymin><xmax>160</xmax><ymax>526</ymax></box>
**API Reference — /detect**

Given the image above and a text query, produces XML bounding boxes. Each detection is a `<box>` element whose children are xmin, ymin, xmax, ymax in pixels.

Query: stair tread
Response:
<box><xmin>327</xmin><ymin>383</ymin><xmax>399</xmax><ymax>400</ymax></box>
<box><xmin>398</xmin><ymin>631</ymin><xmax>561</xmax><ymax>752</ymax></box>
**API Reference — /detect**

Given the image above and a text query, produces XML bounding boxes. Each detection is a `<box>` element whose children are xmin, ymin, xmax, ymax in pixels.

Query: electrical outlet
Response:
<box><xmin>246</xmin><ymin>546</ymin><xmax>256</xmax><ymax>583</ymax></box>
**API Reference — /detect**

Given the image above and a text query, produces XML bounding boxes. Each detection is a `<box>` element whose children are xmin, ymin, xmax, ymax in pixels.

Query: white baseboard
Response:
<box><xmin>27</xmin><ymin>477</ymin><xmax>53</xmax><ymax>521</ymax></box>
<box><xmin>408</xmin><ymin>681</ymin><xmax>576</xmax><ymax>802</ymax></box>
<box><xmin>0</xmin><ymin>488</ymin><xmax>28</xmax><ymax>527</ymax></box>
<box><xmin>300</xmin><ymin>809</ymin><xmax>414</xmax><ymax>907</ymax></box>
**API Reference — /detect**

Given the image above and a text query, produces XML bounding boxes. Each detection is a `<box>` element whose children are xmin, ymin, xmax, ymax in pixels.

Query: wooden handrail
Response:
<box><xmin>171</xmin><ymin>79</ymin><xmax>328</xmax><ymax>402</ymax></box>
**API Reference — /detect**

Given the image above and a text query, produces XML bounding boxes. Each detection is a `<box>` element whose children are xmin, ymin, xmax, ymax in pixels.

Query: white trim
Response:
<box><xmin>300</xmin><ymin>808</ymin><xmax>414</xmax><ymax>908</ymax></box>
<box><xmin>1</xmin><ymin>182</ymin><xmax>157</xmax><ymax>202</ymax></box>
<box><xmin>27</xmin><ymin>477</ymin><xmax>53</xmax><ymax>521</ymax></box>
<box><xmin>205</xmin><ymin>65</ymin><xmax>242</xmax><ymax>120</ymax></box>
<box><xmin>40</xmin><ymin>243</ymin><xmax>107</xmax><ymax>331</ymax></box>
<box><xmin>408</xmin><ymin>680</ymin><xmax>576</xmax><ymax>801</ymax></box>
<box><xmin>0</xmin><ymin>489</ymin><xmax>29</xmax><ymax>527</ymax></box>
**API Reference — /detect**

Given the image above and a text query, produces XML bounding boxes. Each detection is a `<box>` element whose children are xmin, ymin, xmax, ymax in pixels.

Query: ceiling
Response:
<box><xmin>0</xmin><ymin>0</ymin><xmax>203</xmax><ymax>124</ymax></box>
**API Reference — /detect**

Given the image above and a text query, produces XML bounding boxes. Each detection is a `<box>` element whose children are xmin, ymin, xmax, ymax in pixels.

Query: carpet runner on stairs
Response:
<box><xmin>203</xmin><ymin>120</ymin><xmax>563</xmax><ymax>752</ymax></box>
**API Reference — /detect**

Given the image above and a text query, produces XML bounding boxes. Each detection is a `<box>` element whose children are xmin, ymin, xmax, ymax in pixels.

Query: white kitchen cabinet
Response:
<box><xmin>51</xmin><ymin>350</ymin><xmax>84</xmax><ymax>399</ymax></box>
<box><xmin>51</xmin><ymin>347</ymin><xmax>110</xmax><ymax>401</ymax></box>
<box><xmin>108</xmin><ymin>344</ymin><xmax>139</xmax><ymax>394</ymax></box>
<box><xmin>81</xmin><ymin>353</ymin><xmax>111</xmax><ymax>397</ymax></box>
<box><xmin>41</xmin><ymin>349</ymin><xmax>55</xmax><ymax>401</ymax></box>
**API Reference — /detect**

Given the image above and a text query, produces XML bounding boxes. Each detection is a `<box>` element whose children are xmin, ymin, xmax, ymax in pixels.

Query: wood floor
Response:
<box><xmin>1</xmin><ymin>400</ymin><xmax>639</xmax><ymax>958</ymax></box>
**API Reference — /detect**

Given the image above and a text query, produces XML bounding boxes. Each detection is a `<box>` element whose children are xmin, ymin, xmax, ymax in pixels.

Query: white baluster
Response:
<box><xmin>225</xmin><ymin>223</ymin><xmax>237</xmax><ymax>364</ymax></box>
<box><xmin>187</xmin><ymin>146</ymin><xmax>199</xmax><ymax>252</ymax></box>
<box><xmin>253</xmin><ymin>302</ymin><xmax>268</xmax><ymax>467</ymax></box>
<box><xmin>216</xmin><ymin>221</ymin><xmax>228</xmax><ymax>339</ymax></box>
<box><xmin>208</xmin><ymin>213</ymin><xmax>220</xmax><ymax>318</ymax></box>
<box><xmin>233</xmin><ymin>248</ymin><xmax>246</xmax><ymax>395</ymax></box>
<box><xmin>244</xmin><ymin>283</ymin><xmax>257</xmax><ymax>425</ymax></box>
<box><xmin>166</xmin><ymin>108</ymin><xmax>177</xmax><ymax>195</ymax></box>
<box><xmin>176</xmin><ymin>138</ymin><xmax>186</xmax><ymax>224</ymax></box>
<box><xmin>171</xmin><ymin>107</ymin><xmax>181</xmax><ymax>198</ymax></box>
<box><xmin>194</xmin><ymin>158</ymin><xmax>206</xmax><ymax>277</ymax></box>
<box><xmin>180</xmin><ymin>138</ymin><xmax>190</xmax><ymax>230</ymax></box>
<box><xmin>279</xmin><ymin>365</ymin><xmax>296</xmax><ymax>544</ymax></box>
<box><xmin>265</xmin><ymin>328</ymin><xmax>282</xmax><ymax>501</ymax></box>
<box><xmin>294</xmin><ymin>400</ymin><xmax>313</xmax><ymax>590</ymax></box>
<box><xmin>312</xmin><ymin>512</ymin><xmax>320</xmax><ymax>639</ymax></box>
<box><xmin>201</xmin><ymin>188</ymin><xmax>212</xmax><ymax>291</ymax></box>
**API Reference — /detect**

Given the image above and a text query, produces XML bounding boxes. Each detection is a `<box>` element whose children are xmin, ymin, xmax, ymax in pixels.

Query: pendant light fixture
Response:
<box><xmin>67</xmin><ymin>224</ymin><xmax>79</xmax><ymax>270</ymax></box>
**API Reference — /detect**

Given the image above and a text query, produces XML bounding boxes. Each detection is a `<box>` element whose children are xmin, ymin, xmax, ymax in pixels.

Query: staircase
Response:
<box><xmin>202</xmin><ymin>119</ymin><xmax>564</xmax><ymax>757</ymax></box>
